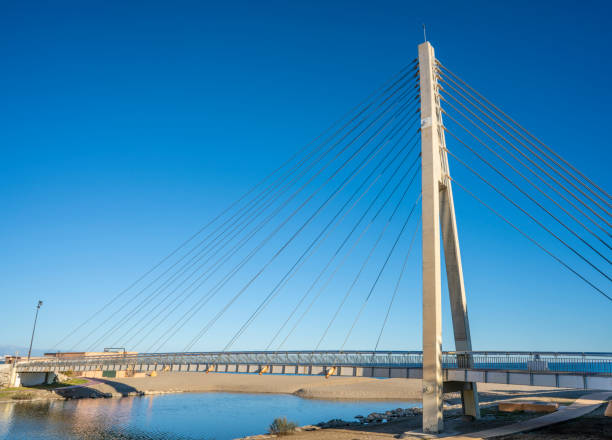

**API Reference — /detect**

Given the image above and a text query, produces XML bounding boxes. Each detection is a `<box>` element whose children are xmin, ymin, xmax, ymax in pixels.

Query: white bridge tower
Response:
<box><xmin>419</xmin><ymin>41</ymin><xmax>480</xmax><ymax>433</ymax></box>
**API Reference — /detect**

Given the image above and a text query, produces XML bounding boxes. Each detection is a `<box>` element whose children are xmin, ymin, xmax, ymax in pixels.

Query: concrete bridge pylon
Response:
<box><xmin>419</xmin><ymin>41</ymin><xmax>479</xmax><ymax>433</ymax></box>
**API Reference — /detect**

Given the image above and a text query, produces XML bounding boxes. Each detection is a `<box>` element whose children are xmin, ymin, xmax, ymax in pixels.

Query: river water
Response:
<box><xmin>0</xmin><ymin>393</ymin><xmax>420</xmax><ymax>439</ymax></box>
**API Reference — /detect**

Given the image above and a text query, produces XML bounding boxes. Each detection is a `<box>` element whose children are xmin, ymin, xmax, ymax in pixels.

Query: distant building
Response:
<box><xmin>43</xmin><ymin>351</ymin><xmax>137</xmax><ymax>358</ymax></box>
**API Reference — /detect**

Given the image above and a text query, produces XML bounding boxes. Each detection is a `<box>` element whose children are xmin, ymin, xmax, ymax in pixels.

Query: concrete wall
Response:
<box><xmin>81</xmin><ymin>370</ymin><xmax>103</xmax><ymax>378</ymax></box>
<box><xmin>0</xmin><ymin>364</ymin><xmax>14</xmax><ymax>387</ymax></box>
<box><xmin>18</xmin><ymin>372</ymin><xmax>49</xmax><ymax>386</ymax></box>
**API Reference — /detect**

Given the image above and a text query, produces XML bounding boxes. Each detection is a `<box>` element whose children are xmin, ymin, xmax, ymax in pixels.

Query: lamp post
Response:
<box><xmin>27</xmin><ymin>300</ymin><xmax>43</xmax><ymax>361</ymax></box>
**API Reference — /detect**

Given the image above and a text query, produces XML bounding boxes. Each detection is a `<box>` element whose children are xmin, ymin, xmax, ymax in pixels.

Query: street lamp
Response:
<box><xmin>27</xmin><ymin>300</ymin><xmax>43</xmax><ymax>361</ymax></box>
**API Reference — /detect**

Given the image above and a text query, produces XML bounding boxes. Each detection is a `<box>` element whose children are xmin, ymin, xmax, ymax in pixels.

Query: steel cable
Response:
<box><xmin>445</xmin><ymin>147</ymin><xmax>612</xmax><ymax>283</ymax></box>
<box><xmin>181</xmin><ymin>93</ymin><xmax>420</xmax><ymax>352</ymax></box>
<box><xmin>438</xmin><ymin>78</ymin><xmax>612</xmax><ymax>229</ymax></box>
<box><xmin>443</xmin><ymin>125</ymin><xmax>612</xmax><ymax>264</ymax></box>
<box><xmin>110</xmin><ymin>105</ymin><xmax>418</xmax><ymax>349</ymax></box>
<box><xmin>442</xmin><ymin>108</ymin><xmax>611</xmax><ymax>252</ymax></box>
<box><xmin>59</xmin><ymin>62</ymin><xmax>418</xmax><ymax>351</ymax></box>
<box><xmin>272</xmin><ymin>151</ymin><xmax>422</xmax><ymax>351</ymax></box>
<box><xmin>450</xmin><ymin>178</ymin><xmax>611</xmax><ymax>302</ymax></box>
<box><xmin>83</xmin><ymin>74</ymin><xmax>419</xmax><ymax>351</ymax></box>
<box><xmin>340</xmin><ymin>195</ymin><xmax>421</xmax><ymax>350</ymax></box>
<box><xmin>373</xmin><ymin>220</ymin><xmax>420</xmax><ymax>352</ymax></box>
<box><xmin>149</xmin><ymin>85</ymin><xmax>417</xmax><ymax>352</ymax></box>
<box><xmin>315</xmin><ymin>169</ymin><xmax>421</xmax><ymax>350</ymax></box>
<box><xmin>438</xmin><ymin>70</ymin><xmax>612</xmax><ymax>214</ymax></box>
<box><xmin>221</xmin><ymin>121</ymin><xmax>422</xmax><ymax>352</ymax></box>
<box><xmin>437</xmin><ymin>61</ymin><xmax>612</xmax><ymax>205</ymax></box>
<box><xmin>439</xmin><ymin>93</ymin><xmax>612</xmax><ymax>238</ymax></box>
<box><xmin>130</xmin><ymin>107</ymin><xmax>420</xmax><ymax>352</ymax></box>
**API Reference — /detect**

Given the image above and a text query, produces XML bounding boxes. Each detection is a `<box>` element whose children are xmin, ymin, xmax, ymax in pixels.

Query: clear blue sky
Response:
<box><xmin>1</xmin><ymin>0</ymin><xmax>610</xmax><ymax>354</ymax></box>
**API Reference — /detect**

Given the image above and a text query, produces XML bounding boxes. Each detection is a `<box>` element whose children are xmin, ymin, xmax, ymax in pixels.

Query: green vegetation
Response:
<box><xmin>31</xmin><ymin>378</ymin><xmax>87</xmax><ymax>389</ymax></box>
<box><xmin>65</xmin><ymin>378</ymin><xmax>87</xmax><ymax>385</ymax></box>
<box><xmin>10</xmin><ymin>392</ymin><xmax>34</xmax><ymax>400</ymax></box>
<box><xmin>0</xmin><ymin>378</ymin><xmax>89</xmax><ymax>401</ymax></box>
<box><xmin>0</xmin><ymin>389</ymin><xmax>34</xmax><ymax>400</ymax></box>
<box><xmin>269</xmin><ymin>417</ymin><xmax>297</xmax><ymax>436</ymax></box>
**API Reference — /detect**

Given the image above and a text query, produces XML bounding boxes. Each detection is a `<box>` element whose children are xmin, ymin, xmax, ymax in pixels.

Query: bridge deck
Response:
<box><xmin>16</xmin><ymin>351</ymin><xmax>612</xmax><ymax>391</ymax></box>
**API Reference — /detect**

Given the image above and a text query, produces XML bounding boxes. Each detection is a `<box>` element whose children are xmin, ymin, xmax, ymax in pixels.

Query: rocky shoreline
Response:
<box><xmin>239</xmin><ymin>406</ymin><xmax>425</xmax><ymax>439</ymax></box>
<box><xmin>315</xmin><ymin>406</ymin><xmax>423</xmax><ymax>428</ymax></box>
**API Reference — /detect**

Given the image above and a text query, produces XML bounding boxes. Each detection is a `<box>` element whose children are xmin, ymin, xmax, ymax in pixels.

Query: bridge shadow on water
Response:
<box><xmin>50</xmin><ymin>378</ymin><xmax>142</xmax><ymax>399</ymax></box>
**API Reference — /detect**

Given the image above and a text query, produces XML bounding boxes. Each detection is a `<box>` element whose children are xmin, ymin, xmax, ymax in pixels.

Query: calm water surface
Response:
<box><xmin>0</xmin><ymin>393</ymin><xmax>421</xmax><ymax>440</ymax></box>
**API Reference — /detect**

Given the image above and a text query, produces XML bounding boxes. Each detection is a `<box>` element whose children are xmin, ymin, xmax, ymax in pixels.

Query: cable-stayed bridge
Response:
<box><xmin>13</xmin><ymin>42</ymin><xmax>611</xmax><ymax>433</ymax></box>
<box><xmin>19</xmin><ymin>350</ymin><xmax>612</xmax><ymax>387</ymax></box>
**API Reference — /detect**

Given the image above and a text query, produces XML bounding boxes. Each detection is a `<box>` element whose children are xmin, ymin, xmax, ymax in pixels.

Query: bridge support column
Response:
<box><xmin>8</xmin><ymin>364</ymin><xmax>19</xmax><ymax>387</ymax></box>
<box><xmin>440</xmin><ymin>182</ymin><xmax>480</xmax><ymax>419</ymax></box>
<box><xmin>419</xmin><ymin>41</ymin><xmax>479</xmax><ymax>433</ymax></box>
<box><xmin>419</xmin><ymin>41</ymin><xmax>444</xmax><ymax>434</ymax></box>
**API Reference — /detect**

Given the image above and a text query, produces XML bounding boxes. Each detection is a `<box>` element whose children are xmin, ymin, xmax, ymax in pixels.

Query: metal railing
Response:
<box><xmin>449</xmin><ymin>351</ymin><xmax>612</xmax><ymax>375</ymax></box>
<box><xmin>18</xmin><ymin>350</ymin><xmax>612</xmax><ymax>375</ymax></box>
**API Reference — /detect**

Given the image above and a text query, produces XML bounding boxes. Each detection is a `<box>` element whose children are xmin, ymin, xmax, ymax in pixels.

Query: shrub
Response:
<box><xmin>269</xmin><ymin>417</ymin><xmax>297</xmax><ymax>436</ymax></box>
<box><xmin>11</xmin><ymin>393</ymin><xmax>33</xmax><ymax>400</ymax></box>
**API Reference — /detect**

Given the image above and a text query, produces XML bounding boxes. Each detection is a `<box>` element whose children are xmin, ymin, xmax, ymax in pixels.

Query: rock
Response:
<box><xmin>56</xmin><ymin>372</ymin><xmax>70</xmax><ymax>382</ymax></box>
<box><xmin>319</xmin><ymin>419</ymin><xmax>349</xmax><ymax>428</ymax></box>
<box><xmin>366</xmin><ymin>412</ymin><xmax>384</xmax><ymax>422</ymax></box>
<box><xmin>355</xmin><ymin>407</ymin><xmax>422</xmax><ymax>425</ymax></box>
<box><xmin>299</xmin><ymin>425</ymin><xmax>320</xmax><ymax>431</ymax></box>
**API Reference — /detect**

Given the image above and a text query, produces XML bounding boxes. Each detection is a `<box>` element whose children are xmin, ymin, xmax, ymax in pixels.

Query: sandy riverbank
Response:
<box><xmin>1</xmin><ymin>372</ymin><xmax>585</xmax><ymax>404</ymax></box>
<box><xmin>85</xmin><ymin>372</ymin><xmax>421</xmax><ymax>400</ymax></box>
<box><xmin>83</xmin><ymin>372</ymin><xmax>578</xmax><ymax>402</ymax></box>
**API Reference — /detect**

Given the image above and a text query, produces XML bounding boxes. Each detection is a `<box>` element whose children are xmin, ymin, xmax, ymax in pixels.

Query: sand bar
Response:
<box><xmin>85</xmin><ymin>372</ymin><xmax>574</xmax><ymax>401</ymax></box>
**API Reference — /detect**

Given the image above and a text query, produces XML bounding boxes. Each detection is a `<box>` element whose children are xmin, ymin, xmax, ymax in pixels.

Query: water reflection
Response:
<box><xmin>0</xmin><ymin>403</ymin><xmax>14</xmax><ymax>438</ymax></box>
<box><xmin>0</xmin><ymin>392</ymin><xmax>421</xmax><ymax>440</ymax></box>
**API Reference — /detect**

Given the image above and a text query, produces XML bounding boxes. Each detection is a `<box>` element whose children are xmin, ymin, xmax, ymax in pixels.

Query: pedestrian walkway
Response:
<box><xmin>448</xmin><ymin>391</ymin><xmax>612</xmax><ymax>439</ymax></box>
